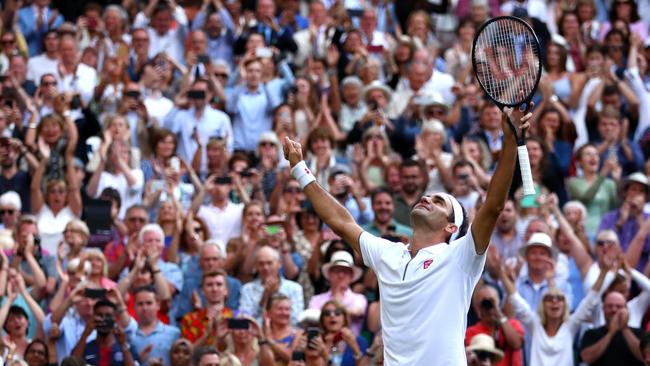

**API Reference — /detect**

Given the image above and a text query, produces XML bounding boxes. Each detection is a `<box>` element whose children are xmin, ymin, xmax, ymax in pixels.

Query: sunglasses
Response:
<box><xmin>214</xmin><ymin>73</ymin><xmax>229</xmax><ymax>78</ymax></box>
<box><xmin>596</xmin><ymin>240</ymin><xmax>616</xmax><ymax>246</ymax></box>
<box><xmin>193</xmin><ymin>226</ymin><xmax>204</xmax><ymax>232</ymax></box>
<box><xmin>0</xmin><ymin>209</ymin><xmax>15</xmax><ymax>215</ymax></box>
<box><xmin>543</xmin><ymin>294</ymin><xmax>564</xmax><ymax>302</ymax></box>
<box><xmin>127</xmin><ymin>217</ymin><xmax>147</xmax><ymax>223</ymax></box>
<box><xmin>322</xmin><ymin>309</ymin><xmax>344</xmax><ymax>317</ymax></box>
<box><xmin>259</xmin><ymin>141</ymin><xmax>276</xmax><ymax>147</ymax></box>
<box><xmin>41</xmin><ymin>81</ymin><xmax>57</xmax><ymax>86</ymax></box>
<box><xmin>1</xmin><ymin>40</ymin><xmax>15</xmax><ymax>45</ymax></box>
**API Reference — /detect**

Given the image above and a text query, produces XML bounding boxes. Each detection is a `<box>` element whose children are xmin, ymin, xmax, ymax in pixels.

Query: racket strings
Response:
<box><xmin>474</xmin><ymin>18</ymin><xmax>540</xmax><ymax>106</ymax></box>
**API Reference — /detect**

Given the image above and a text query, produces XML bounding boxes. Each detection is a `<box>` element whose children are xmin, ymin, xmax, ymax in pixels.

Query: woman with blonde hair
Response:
<box><xmin>80</xmin><ymin>248</ymin><xmax>117</xmax><ymax>289</ymax></box>
<box><xmin>500</xmin><ymin>257</ymin><xmax>611</xmax><ymax>366</ymax></box>
<box><xmin>88</xmin><ymin>114</ymin><xmax>140</xmax><ymax>173</ymax></box>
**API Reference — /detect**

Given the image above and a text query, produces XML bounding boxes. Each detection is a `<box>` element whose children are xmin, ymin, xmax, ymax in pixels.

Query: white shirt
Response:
<box><xmin>27</xmin><ymin>54</ymin><xmax>59</xmax><ymax>84</ymax></box>
<box><xmin>95</xmin><ymin>170</ymin><xmax>145</xmax><ymax>219</ymax></box>
<box><xmin>134</xmin><ymin>6</ymin><xmax>188</xmax><ymax>64</ymax></box>
<box><xmin>585</xmin><ymin>263</ymin><xmax>650</xmax><ymax>328</ymax></box>
<box><xmin>36</xmin><ymin>205</ymin><xmax>76</xmax><ymax>254</ymax></box>
<box><xmin>198</xmin><ymin>201</ymin><xmax>244</xmax><ymax>244</ymax></box>
<box><xmin>510</xmin><ymin>290</ymin><xmax>600</xmax><ymax>366</ymax></box>
<box><xmin>143</xmin><ymin>92</ymin><xmax>173</xmax><ymax>125</ymax></box>
<box><xmin>57</xmin><ymin>62</ymin><xmax>98</xmax><ymax>105</ymax></box>
<box><xmin>360</xmin><ymin>227</ymin><xmax>485</xmax><ymax>365</ymax></box>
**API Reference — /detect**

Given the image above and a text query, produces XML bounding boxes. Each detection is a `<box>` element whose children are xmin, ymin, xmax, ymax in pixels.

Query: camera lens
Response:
<box><xmin>479</xmin><ymin>298</ymin><xmax>493</xmax><ymax>310</ymax></box>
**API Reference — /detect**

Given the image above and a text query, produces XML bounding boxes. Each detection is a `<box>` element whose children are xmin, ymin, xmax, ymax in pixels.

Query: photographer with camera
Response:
<box><xmin>465</xmin><ymin>283</ymin><xmax>524</xmax><ymax>366</ymax></box>
<box><xmin>164</xmin><ymin>78</ymin><xmax>233</xmax><ymax>168</ymax></box>
<box><xmin>71</xmin><ymin>298</ymin><xmax>136</xmax><ymax>366</ymax></box>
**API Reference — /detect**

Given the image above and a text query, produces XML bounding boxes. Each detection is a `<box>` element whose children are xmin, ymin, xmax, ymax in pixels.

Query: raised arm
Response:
<box><xmin>472</xmin><ymin>104</ymin><xmax>532</xmax><ymax>254</ymax></box>
<box><xmin>282</xmin><ymin>137</ymin><xmax>363</xmax><ymax>254</ymax></box>
<box><xmin>549</xmin><ymin>195</ymin><xmax>593</xmax><ymax>278</ymax></box>
<box><xmin>30</xmin><ymin>157</ymin><xmax>47</xmax><ymax>213</ymax></box>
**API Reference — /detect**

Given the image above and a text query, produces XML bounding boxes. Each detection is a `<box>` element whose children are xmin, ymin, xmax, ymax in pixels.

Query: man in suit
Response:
<box><xmin>18</xmin><ymin>0</ymin><xmax>64</xmax><ymax>57</ymax></box>
<box><xmin>235</xmin><ymin>0</ymin><xmax>297</xmax><ymax>56</ymax></box>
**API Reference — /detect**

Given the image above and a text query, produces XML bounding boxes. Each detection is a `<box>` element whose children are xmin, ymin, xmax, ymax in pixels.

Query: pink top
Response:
<box><xmin>308</xmin><ymin>289</ymin><xmax>368</xmax><ymax>336</ymax></box>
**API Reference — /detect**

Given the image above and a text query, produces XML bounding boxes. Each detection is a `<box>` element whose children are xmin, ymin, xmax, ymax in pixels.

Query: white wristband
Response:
<box><xmin>291</xmin><ymin>161</ymin><xmax>316</xmax><ymax>190</ymax></box>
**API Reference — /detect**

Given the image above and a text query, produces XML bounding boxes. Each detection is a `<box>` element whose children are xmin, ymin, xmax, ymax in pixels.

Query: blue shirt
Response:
<box><xmin>163</xmin><ymin>105</ymin><xmax>234</xmax><ymax>164</ymax></box>
<box><xmin>43</xmin><ymin>312</ymin><xmax>97</xmax><ymax>365</ymax></box>
<box><xmin>240</xmin><ymin>277</ymin><xmax>304</xmax><ymax>325</ymax></box>
<box><xmin>226</xmin><ymin>84</ymin><xmax>280</xmax><ymax>151</ymax></box>
<box><xmin>125</xmin><ymin>318</ymin><xmax>180</xmax><ymax>366</ymax></box>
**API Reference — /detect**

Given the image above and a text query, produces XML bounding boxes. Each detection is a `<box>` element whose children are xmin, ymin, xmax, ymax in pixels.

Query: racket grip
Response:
<box><xmin>517</xmin><ymin>145</ymin><xmax>536</xmax><ymax>196</ymax></box>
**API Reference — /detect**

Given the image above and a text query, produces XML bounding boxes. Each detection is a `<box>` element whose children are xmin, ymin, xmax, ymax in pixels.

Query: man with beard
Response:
<box><xmin>363</xmin><ymin>187</ymin><xmax>412</xmax><ymax>240</ymax></box>
<box><xmin>491</xmin><ymin>199</ymin><xmax>522</xmax><ymax>262</ymax></box>
<box><xmin>72</xmin><ymin>299</ymin><xmax>137</xmax><ymax>366</ymax></box>
<box><xmin>392</xmin><ymin>160</ymin><xmax>426</xmax><ymax>227</ymax></box>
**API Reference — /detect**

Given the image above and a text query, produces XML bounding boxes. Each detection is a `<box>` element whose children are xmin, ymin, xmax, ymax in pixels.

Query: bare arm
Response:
<box><xmin>472</xmin><ymin>106</ymin><xmax>532</xmax><ymax>254</ymax></box>
<box><xmin>66</xmin><ymin>148</ymin><xmax>83</xmax><ymax>217</ymax></box>
<box><xmin>30</xmin><ymin>158</ymin><xmax>46</xmax><ymax>213</ymax></box>
<box><xmin>549</xmin><ymin>196</ymin><xmax>593</xmax><ymax>278</ymax></box>
<box><xmin>282</xmin><ymin>137</ymin><xmax>363</xmax><ymax>255</ymax></box>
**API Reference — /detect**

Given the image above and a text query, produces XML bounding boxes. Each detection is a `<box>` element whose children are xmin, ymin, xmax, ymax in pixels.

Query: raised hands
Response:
<box><xmin>282</xmin><ymin>137</ymin><xmax>304</xmax><ymax>167</ymax></box>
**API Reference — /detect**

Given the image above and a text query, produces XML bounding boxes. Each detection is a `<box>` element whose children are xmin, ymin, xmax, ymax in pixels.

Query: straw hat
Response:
<box><xmin>466</xmin><ymin>334</ymin><xmax>504</xmax><ymax>361</ymax></box>
<box><xmin>322</xmin><ymin>251</ymin><xmax>363</xmax><ymax>282</ymax></box>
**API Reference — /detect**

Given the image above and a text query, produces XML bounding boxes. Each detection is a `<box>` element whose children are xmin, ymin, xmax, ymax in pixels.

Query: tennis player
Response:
<box><xmin>283</xmin><ymin>104</ymin><xmax>531</xmax><ymax>365</ymax></box>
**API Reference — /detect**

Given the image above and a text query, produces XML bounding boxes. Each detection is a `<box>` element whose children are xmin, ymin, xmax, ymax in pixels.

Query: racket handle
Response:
<box><xmin>517</xmin><ymin>145</ymin><xmax>536</xmax><ymax>196</ymax></box>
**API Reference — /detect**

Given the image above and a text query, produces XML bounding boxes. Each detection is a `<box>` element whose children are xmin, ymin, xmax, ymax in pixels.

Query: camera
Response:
<box><xmin>479</xmin><ymin>298</ymin><xmax>494</xmax><ymax>310</ymax></box>
<box><xmin>367</xmin><ymin>100</ymin><xmax>378</xmax><ymax>111</ymax></box>
<box><xmin>70</xmin><ymin>94</ymin><xmax>82</xmax><ymax>109</ymax></box>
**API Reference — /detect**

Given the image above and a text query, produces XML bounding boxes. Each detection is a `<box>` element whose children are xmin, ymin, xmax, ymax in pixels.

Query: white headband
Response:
<box><xmin>441</xmin><ymin>193</ymin><xmax>464</xmax><ymax>242</ymax></box>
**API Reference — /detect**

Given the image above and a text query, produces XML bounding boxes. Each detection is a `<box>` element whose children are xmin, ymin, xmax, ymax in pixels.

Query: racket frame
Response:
<box><xmin>471</xmin><ymin>15</ymin><xmax>542</xmax><ymax>196</ymax></box>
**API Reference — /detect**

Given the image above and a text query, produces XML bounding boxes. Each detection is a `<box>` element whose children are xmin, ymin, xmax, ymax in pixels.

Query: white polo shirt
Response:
<box><xmin>360</xmin><ymin>227</ymin><xmax>485</xmax><ymax>366</ymax></box>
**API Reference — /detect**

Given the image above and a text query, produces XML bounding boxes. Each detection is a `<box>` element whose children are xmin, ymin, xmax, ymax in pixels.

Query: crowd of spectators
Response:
<box><xmin>0</xmin><ymin>0</ymin><xmax>649</xmax><ymax>365</ymax></box>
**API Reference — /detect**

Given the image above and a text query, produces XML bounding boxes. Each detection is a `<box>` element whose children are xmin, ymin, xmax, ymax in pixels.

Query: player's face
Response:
<box><xmin>410</xmin><ymin>193</ymin><xmax>453</xmax><ymax>230</ymax></box>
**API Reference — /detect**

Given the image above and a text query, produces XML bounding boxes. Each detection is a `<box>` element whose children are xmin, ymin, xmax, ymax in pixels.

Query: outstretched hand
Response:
<box><xmin>283</xmin><ymin>137</ymin><xmax>303</xmax><ymax>167</ymax></box>
<box><xmin>502</xmin><ymin>102</ymin><xmax>533</xmax><ymax>138</ymax></box>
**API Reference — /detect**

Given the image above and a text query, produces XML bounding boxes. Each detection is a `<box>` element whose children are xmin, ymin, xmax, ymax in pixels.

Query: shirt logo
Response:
<box><xmin>423</xmin><ymin>259</ymin><xmax>433</xmax><ymax>269</ymax></box>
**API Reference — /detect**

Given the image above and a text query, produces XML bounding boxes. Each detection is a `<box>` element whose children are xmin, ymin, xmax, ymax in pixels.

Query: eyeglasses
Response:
<box><xmin>284</xmin><ymin>187</ymin><xmax>300</xmax><ymax>193</ymax></box>
<box><xmin>543</xmin><ymin>294</ymin><xmax>564</xmax><ymax>303</ymax></box>
<box><xmin>0</xmin><ymin>209</ymin><xmax>15</xmax><ymax>215</ymax></box>
<box><xmin>322</xmin><ymin>309</ymin><xmax>344</xmax><ymax>317</ymax></box>
<box><xmin>41</xmin><ymin>81</ymin><xmax>57</xmax><ymax>86</ymax></box>
<box><xmin>596</xmin><ymin>240</ymin><xmax>616</xmax><ymax>246</ymax></box>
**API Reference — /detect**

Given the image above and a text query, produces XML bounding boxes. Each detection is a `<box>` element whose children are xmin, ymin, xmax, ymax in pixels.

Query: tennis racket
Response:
<box><xmin>471</xmin><ymin>16</ymin><xmax>542</xmax><ymax>196</ymax></box>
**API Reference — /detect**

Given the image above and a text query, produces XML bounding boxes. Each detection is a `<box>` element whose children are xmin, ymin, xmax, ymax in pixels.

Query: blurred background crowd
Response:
<box><xmin>0</xmin><ymin>0</ymin><xmax>649</xmax><ymax>365</ymax></box>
